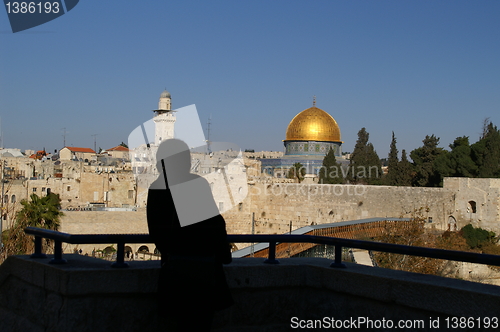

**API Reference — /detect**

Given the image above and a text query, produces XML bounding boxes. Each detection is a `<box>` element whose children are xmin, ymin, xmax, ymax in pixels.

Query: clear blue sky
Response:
<box><xmin>1</xmin><ymin>1</ymin><xmax>499</xmax><ymax>159</ymax></box>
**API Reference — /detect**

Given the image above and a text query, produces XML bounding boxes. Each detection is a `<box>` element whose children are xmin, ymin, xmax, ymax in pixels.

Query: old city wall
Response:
<box><xmin>59</xmin><ymin>208</ymin><xmax>152</xmax><ymax>255</ymax></box>
<box><xmin>224</xmin><ymin>181</ymin><xmax>457</xmax><ymax>235</ymax></box>
<box><xmin>226</xmin><ymin>177</ymin><xmax>500</xmax><ymax>236</ymax></box>
<box><xmin>55</xmin><ymin>177</ymin><xmax>500</xmax><ymax>255</ymax></box>
<box><xmin>444</xmin><ymin>177</ymin><xmax>500</xmax><ymax>231</ymax></box>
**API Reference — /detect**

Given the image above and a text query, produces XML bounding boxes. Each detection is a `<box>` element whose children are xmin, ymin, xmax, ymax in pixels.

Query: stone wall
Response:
<box><xmin>56</xmin><ymin>177</ymin><xmax>500</xmax><ymax>255</ymax></box>
<box><xmin>59</xmin><ymin>209</ymin><xmax>152</xmax><ymax>255</ymax></box>
<box><xmin>224</xmin><ymin>177</ymin><xmax>500</xmax><ymax>235</ymax></box>
<box><xmin>2</xmin><ymin>255</ymin><xmax>500</xmax><ymax>332</ymax></box>
<box><xmin>444</xmin><ymin>177</ymin><xmax>500</xmax><ymax>231</ymax></box>
<box><xmin>4</xmin><ymin>175</ymin><xmax>500</xmax><ymax>251</ymax></box>
<box><xmin>224</xmin><ymin>182</ymin><xmax>456</xmax><ymax>235</ymax></box>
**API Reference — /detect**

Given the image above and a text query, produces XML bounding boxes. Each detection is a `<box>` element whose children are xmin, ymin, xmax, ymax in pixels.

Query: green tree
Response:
<box><xmin>349</xmin><ymin>128</ymin><xmax>383</xmax><ymax>184</ymax></box>
<box><xmin>119</xmin><ymin>142</ymin><xmax>129</xmax><ymax>148</ymax></box>
<box><xmin>460</xmin><ymin>224</ymin><xmax>496</xmax><ymax>249</ymax></box>
<box><xmin>4</xmin><ymin>193</ymin><xmax>64</xmax><ymax>256</ymax></box>
<box><xmin>397</xmin><ymin>149</ymin><xmax>414</xmax><ymax>186</ymax></box>
<box><xmin>319</xmin><ymin>148</ymin><xmax>343</xmax><ymax>184</ymax></box>
<box><xmin>434</xmin><ymin>136</ymin><xmax>477</xmax><ymax>184</ymax></box>
<box><xmin>410</xmin><ymin>135</ymin><xmax>444</xmax><ymax>187</ymax></box>
<box><xmin>384</xmin><ymin>132</ymin><xmax>399</xmax><ymax>186</ymax></box>
<box><xmin>287</xmin><ymin>162</ymin><xmax>306</xmax><ymax>183</ymax></box>
<box><xmin>16</xmin><ymin>193</ymin><xmax>63</xmax><ymax>230</ymax></box>
<box><xmin>471</xmin><ymin>122</ymin><xmax>500</xmax><ymax>178</ymax></box>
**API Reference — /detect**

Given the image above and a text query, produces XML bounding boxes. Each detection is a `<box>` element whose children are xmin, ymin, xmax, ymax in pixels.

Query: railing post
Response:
<box><xmin>264</xmin><ymin>241</ymin><xmax>279</xmax><ymax>264</ymax></box>
<box><xmin>30</xmin><ymin>236</ymin><xmax>47</xmax><ymax>258</ymax></box>
<box><xmin>330</xmin><ymin>245</ymin><xmax>346</xmax><ymax>268</ymax></box>
<box><xmin>111</xmin><ymin>242</ymin><xmax>129</xmax><ymax>268</ymax></box>
<box><xmin>49</xmin><ymin>240</ymin><xmax>67</xmax><ymax>264</ymax></box>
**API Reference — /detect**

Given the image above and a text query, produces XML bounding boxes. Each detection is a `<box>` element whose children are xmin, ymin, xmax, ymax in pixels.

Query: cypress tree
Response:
<box><xmin>385</xmin><ymin>132</ymin><xmax>399</xmax><ymax>186</ymax></box>
<box><xmin>319</xmin><ymin>148</ymin><xmax>343</xmax><ymax>184</ymax></box>
<box><xmin>349</xmin><ymin>128</ymin><xmax>382</xmax><ymax>184</ymax></box>
<box><xmin>473</xmin><ymin>122</ymin><xmax>500</xmax><ymax>178</ymax></box>
<box><xmin>397</xmin><ymin>149</ymin><xmax>413</xmax><ymax>186</ymax></box>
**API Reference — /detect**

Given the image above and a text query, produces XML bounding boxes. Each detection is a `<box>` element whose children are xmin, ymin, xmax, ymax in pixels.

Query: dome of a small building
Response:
<box><xmin>160</xmin><ymin>90</ymin><xmax>171</xmax><ymax>99</ymax></box>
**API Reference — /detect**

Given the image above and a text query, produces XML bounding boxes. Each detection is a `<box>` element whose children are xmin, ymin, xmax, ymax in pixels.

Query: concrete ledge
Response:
<box><xmin>1</xmin><ymin>255</ymin><xmax>500</xmax><ymax>331</ymax></box>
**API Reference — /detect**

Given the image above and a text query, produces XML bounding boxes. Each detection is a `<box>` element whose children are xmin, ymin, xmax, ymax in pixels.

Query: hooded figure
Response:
<box><xmin>147</xmin><ymin>139</ymin><xmax>233</xmax><ymax>331</ymax></box>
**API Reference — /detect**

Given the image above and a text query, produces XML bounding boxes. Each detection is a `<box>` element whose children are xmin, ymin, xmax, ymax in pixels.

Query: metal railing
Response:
<box><xmin>24</xmin><ymin>227</ymin><xmax>500</xmax><ymax>269</ymax></box>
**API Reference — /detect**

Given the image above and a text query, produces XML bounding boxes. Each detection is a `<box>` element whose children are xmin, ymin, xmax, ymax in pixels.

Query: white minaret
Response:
<box><xmin>154</xmin><ymin>90</ymin><xmax>176</xmax><ymax>146</ymax></box>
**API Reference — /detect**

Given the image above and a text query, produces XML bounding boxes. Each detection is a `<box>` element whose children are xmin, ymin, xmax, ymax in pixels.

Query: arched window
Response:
<box><xmin>102</xmin><ymin>246</ymin><xmax>115</xmax><ymax>257</ymax></box>
<box><xmin>138</xmin><ymin>245</ymin><xmax>149</xmax><ymax>253</ymax></box>
<box><xmin>467</xmin><ymin>201</ymin><xmax>477</xmax><ymax>214</ymax></box>
<box><xmin>11</xmin><ymin>195</ymin><xmax>16</xmax><ymax>203</ymax></box>
<box><xmin>448</xmin><ymin>215</ymin><xmax>457</xmax><ymax>231</ymax></box>
<box><xmin>124</xmin><ymin>246</ymin><xmax>133</xmax><ymax>259</ymax></box>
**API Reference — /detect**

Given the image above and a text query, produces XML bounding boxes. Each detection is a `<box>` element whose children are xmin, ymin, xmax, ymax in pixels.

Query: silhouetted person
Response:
<box><xmin>147</xmin><ymin>139</ymin><xmax>233</xmax><ymax>331</ymax></box>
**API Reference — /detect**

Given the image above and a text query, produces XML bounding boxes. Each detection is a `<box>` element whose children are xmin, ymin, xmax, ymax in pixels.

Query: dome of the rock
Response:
<box><xmin>284</xmin><ymin>106</ymin><xmax>341</xmax><ymax>143</ymax></box>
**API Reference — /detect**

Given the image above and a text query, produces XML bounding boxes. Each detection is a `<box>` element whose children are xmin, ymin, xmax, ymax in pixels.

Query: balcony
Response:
<box><xmin>1</xmin><ymin>254</ymin><xmax>500</xmax><ymax>331</ymax></box>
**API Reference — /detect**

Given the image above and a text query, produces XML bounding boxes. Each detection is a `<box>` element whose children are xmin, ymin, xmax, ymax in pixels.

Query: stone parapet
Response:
<box><xmin>1</xmin><ymin>255</ymin><xmax>500</xmax><ymax>331</ymax></box>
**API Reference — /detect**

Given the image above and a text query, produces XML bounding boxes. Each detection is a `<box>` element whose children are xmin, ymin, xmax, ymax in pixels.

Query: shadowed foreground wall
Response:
<box><xmin>1</xmin><ymin>255</ymin><xmax>500</xmax><ymax>331</ymax></box>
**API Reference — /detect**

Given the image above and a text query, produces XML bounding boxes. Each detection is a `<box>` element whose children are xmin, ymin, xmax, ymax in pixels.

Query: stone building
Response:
<box><xmin>59</xmin><ymin>147</ymin><xmax>96</xmax><ymax>161</ymax></box>
<box><xmin>102</xmin><ymin>145</ymin><xmax>130</xmax><ymax>160</ymax></box>
<box><xmin>444</xmin><ymin>177</ymin><xmax>500</xmax><ymax>231</ymax></box>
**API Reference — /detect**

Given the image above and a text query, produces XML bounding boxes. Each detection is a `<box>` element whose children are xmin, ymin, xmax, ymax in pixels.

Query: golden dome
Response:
<box><xmin>284</xmin><ymin>106</ymin><xmax>341</xmax><ymax>142</ymax></box>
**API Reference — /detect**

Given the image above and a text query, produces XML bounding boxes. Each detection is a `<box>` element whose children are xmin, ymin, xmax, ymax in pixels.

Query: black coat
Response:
<box><xmin>147</xmin><ymin>188</ymin><xmax>233</xmax><ymax>312</ymax></box>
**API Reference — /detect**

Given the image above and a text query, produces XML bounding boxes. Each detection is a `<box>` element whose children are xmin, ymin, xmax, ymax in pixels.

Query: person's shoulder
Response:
<box><xmin>186</xmin><ymin>173</ymin><xmax>205</xmax><ymax>182</ymax></box>
<box><xmin>149</xmin><ymin>177</ymin><xmax>166</xmax><ymax>189</ymax></box>
<box><xmin>147</xmin><ymin>188</ymin><xmax>171</xmax><ymax>202</ymax></box>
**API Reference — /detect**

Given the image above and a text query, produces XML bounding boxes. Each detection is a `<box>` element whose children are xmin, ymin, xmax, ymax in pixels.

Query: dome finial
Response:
<box><xmin>313</xmin><ymin>95</ymin><xmax>316</xmax><ymax>107</ymax></box>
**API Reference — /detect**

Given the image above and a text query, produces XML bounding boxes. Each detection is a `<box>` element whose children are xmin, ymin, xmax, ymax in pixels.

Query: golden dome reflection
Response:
<box><xmin>284</xmin><ymin>106</ymin><xmax>342</xmax><ymax>143</ymax></box>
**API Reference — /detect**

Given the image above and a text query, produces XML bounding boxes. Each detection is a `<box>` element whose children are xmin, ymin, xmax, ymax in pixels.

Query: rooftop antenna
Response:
<box><xmin>62</xmin><ymin>128</ymin><xmax>68</xmax><ymax>147</ymax></box>
<box><xmin>91</xmin><ymin>134</ymin><xmax>98</xmax><ymax>154</ymax></box>
<box><xmin>206</xmin><ymin>114</ymin><xmax>212</xmax><ymax>154</ymax></box>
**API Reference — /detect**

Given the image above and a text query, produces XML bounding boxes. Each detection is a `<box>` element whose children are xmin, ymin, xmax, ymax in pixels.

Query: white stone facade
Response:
<box><xmin>153</xmin><ymin>92</ymin><xmax>175</xmax><ymax>146</ymax></box>
<box><xmin>153</xmin><ymin>112</ymin><xmax>175</xmax><ymax>146</ymax></box>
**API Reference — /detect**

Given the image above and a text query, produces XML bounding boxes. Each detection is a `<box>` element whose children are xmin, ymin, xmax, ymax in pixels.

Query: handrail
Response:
<box><xmin>24</xmin><ymin>227</ymin><xmax>500</xmax><ymax>269</ymax></box>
